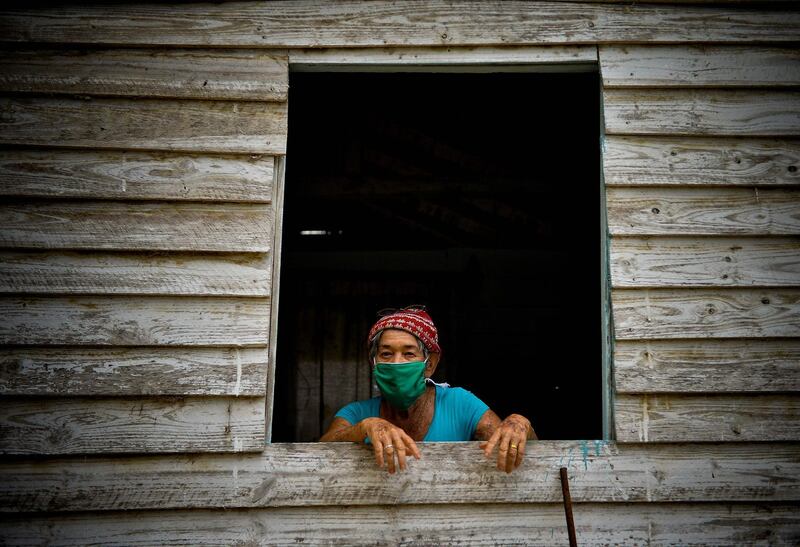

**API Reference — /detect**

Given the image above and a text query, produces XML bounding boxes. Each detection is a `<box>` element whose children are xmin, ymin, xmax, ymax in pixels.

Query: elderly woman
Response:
<box><xmin>320</xmin><ymin>307</ymin><xmax>537</xmax><ymax>474</ymax></box>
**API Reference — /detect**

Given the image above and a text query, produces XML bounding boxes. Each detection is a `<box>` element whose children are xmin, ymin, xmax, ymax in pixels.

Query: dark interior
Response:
<box><xmin>273</xmin><ymin>70</ymin><xmax>602</xmax><ymax>442</ymax></box>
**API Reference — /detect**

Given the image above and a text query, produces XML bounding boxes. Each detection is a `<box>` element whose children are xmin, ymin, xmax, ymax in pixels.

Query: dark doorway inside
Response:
<box><xmin>273</xmin><ymin>70</ymin><xmax>601</xmax><ymax>442</ymax></box>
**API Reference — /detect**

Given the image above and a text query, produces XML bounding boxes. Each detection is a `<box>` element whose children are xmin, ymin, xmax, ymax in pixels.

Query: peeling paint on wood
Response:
<box><xmin>2</xmin><ymin>503</ymin><xmax>799</xmax><ymax>546</ymax></box>
<box><xmin>0</xmin><ymin>396</ymin><xmax>266</xmax><ymax>454</ymax></box>
<box><xmin>1</xmin><ymin>442</ymin><xmax>798</xmax><ymax>511</ymax></box>
<box><xmin>0</xmin><ymin>149</ymin><xmax>274</xmax><ymax>202</ymax></box>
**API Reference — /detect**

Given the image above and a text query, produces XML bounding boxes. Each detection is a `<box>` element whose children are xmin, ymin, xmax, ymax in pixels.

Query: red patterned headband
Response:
<box><xmin>368</xmin><ymin>308</ymin><xmax>441</xmax><ymax>354</ymax></box>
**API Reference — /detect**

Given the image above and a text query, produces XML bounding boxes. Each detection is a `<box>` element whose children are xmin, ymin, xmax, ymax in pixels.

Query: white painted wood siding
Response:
<box><xmin>600</xmin><ymin>43</ymin><xmax>800</xmax><ymax>449</ymax></box>
<box><xmin>0</xmin><ymin>43</ymin><xmax>288</xmax><ymax>457</ymax></box>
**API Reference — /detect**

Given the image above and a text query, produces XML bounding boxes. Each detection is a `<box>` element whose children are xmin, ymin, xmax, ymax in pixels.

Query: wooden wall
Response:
<box><xmin>1</xmin><ymin>1</ymin><xmax>799</xmax><ymax>545</ymax></box>
<box><xmin>0</xmin><ymin>47</ymin><xmax>288</xmax><ymax>454</ymax></box>
<box><xmin>600</xmin><ymin>44</ymin><xmax>800</xmax><ymax>443</ymax></box>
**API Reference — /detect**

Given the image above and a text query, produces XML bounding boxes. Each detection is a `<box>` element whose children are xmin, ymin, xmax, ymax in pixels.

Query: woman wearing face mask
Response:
<box><xmin>319</xmin><ymin>307</ymin><xmax>537</xmax><ymax>474</ymax></box>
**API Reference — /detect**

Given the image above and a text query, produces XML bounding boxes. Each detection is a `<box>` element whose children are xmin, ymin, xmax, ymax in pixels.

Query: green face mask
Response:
<box><xmin>373</xmin><ymin>360</ymin><xmax>427</xmax><ymax>410</ymax></box>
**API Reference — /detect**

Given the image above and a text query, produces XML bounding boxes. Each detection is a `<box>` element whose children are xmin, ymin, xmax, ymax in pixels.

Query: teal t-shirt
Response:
<box><xmin>334</xmin><ymin>384</ymin><xmax>489</xmax><ymax>441</ymax></box>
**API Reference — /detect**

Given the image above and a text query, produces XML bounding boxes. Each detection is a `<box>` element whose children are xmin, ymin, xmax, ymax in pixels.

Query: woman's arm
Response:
<box><xmin>319</xmin><ymin>417</ymin><xmax>369</xmax><ymax>442</ymax></box>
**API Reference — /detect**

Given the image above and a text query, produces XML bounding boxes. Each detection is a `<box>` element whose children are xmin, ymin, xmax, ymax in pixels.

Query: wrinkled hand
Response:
<box><xmin>480</xmin><ymin>414</ymin><xmax>532</xmax><ymax>473</ymax></box>
<box><xmin>359</xmin><ymin>417</ymin><xmax>421</xmax><ymax>474</ymax></box>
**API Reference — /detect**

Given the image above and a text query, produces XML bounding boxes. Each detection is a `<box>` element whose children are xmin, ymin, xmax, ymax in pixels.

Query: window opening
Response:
<box><xmin>273</xmin><ymin>70</ymin><xmax>602</xmax><ymax>442</ymax></box>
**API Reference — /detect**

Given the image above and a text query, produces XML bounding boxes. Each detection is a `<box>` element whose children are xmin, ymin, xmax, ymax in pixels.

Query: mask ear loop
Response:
<box><xmin>423</xmin><ymin>357</ymin><xmax>449</xmax><ymax>388</ymax></box>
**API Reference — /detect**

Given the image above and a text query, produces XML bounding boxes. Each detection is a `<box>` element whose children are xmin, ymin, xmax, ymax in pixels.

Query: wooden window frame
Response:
<box><xmin>267</xmin><ymin>46</ymin><xmax>612</xmax><ymax>442</ymax></box>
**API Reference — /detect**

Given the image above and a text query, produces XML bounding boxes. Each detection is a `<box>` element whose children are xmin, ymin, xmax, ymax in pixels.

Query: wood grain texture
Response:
<box><xmin>602</xmin><ymin>136</ymin><xmax>800</xmax><ymax>186</ymax></box>
<box><xmin>610</xmin><ymin>237</ymin><xmax>800</xmax><ymax>288</ymax></box>
<box><xmin>1</xmin><ymin>442</ymin><xmax>798</xmax><ymax>511</ymax></box>
<box><xmin>2</xmin><ymin>503</ymin><xmax>798</xmax><ymax>546</ymax></box>
<box><xmin>600</xmin><ymin>45</ymin><xmax>800</xmax><ymax>87</ymax></box>
<box><xmin>0</xmin><ymin>346</ymin><xmax>268</xmax><ymax>396</ymax></box>
<box><xmin>604</xmin><ymin>89</ymin><xmax>800</xmax><ymax>136</ymax></box>
<box><xmin>0</xmin><ymin>396</ymin><xmax>266</xmax><ymax>454</ymax></box>
<box><xmin>613</xmin><ymin>288</ymin><xmax>800</xmax><ymax>340</ymax></box>
<box><xmin>0</xmin><ymin>149</ymin><xmax>274</xmax><ymax>202</ymax></box>
<box><xmin>0</xmin><ymin>251</ymin><xmax>272</xmax><ymax>296</ymax></box>
<box><xmin>290</xmin><ymin>45</ymin><xmax>597</xmax><ymax>66</ymax></box>
<box><xmin>0</xmin><ymin>2</ymin><xmax>798</xmax><ymax>46</ymax></box>
<box><xmin>265</xmin><ymin>156</ymin><xmax>284</xmax><ymax>443</ymax></box>
<box><xmin>0</xmin><ymin>48</ymin><xmax>288</xmax><ymax>101</ymax></box>
<box><xmin>0</xmin><ymin>201</ymin><xmax>273</xmax><ymax>251</ymax></box>
<box><xmin>614</xmin><ymin>339</ymin><xmax>800</xmax><ymax>393</ymax></box>
<box><xmin>0</xmin><ymin>96</ymin><xmax>287</xmax><ymax>154</ymax></box>
<box><xmin>606</xmin><ymin>187</ymin><xmax>800</xmax><ymax>236</ymax></box>
<box><xmin>0</xmin><ymin>296</ymin><xmax>271</xmax><ymax>346</ymax></box>
<box><xmin>615</xmin><ymin>394</ymin><xmax>800</xmax><ymax>442</ymax></box>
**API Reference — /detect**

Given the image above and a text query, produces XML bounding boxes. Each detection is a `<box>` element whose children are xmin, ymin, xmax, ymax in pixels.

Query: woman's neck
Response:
<box><xmin>381</xmin><ymin>384</ymin><xmax>436</xmax><ymax>440</ymax></box>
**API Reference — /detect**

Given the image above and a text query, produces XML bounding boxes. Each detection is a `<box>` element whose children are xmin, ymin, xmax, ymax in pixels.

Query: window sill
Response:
<box><xmin>4</xmin><ymin>440</ymin><xmax>797</xmax><ymax>512</ymax></box>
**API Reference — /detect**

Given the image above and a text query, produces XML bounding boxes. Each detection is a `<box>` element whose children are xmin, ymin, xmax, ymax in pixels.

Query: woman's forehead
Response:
<box><xmin>379</xmin><ymin>329</ymin><xmax>419</xmax><ymax>347</ymax></box>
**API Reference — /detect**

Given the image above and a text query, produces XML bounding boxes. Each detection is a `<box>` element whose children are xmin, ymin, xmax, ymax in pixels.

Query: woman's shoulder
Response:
<box><xmin>335</xmin><ymin>395</ymin><xmax>381</xmax><ymax>422</ymax></box>
<box><xmin>344</xmin><ymin>395</ymin><xmax>381</xmax><ymax>410</ymax></box>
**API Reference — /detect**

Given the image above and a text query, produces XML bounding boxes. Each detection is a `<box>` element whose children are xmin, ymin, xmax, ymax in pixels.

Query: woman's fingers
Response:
<box><xmin>385</xmin><ymin>441</ymin><xmax>397</xmax><ymax>474</ymax></box>
<box><xmin>363</xmin><ymin>420</ymin><xmax>422</xmax><ymax>473</ymax></box>
<box><xmin>482</xmin><ymin>428</ymin><xmax>501</xmax><ymax>458</ymax></box>
<box><xmin>365</xmin><ymin>421</ymin><xmax>390</xmax><ymax>469</ymax></box>
<box><xmin>504</xmin><ymin>436</ymin><xmax>519</xmax><ymax>473</ymax></box>
<box><xmin>372</xmin><ymin>435</ymin><xmax>386</xmax><ymax>469</ymax></box>
<box><xmin>514</xmin><ymin>436</ymin><xmax>527</xmax><ymax>469</ymax></box>
<box><xmin>401</xmin><ymin>431</ymin><xmax>421</xmax><ymax>460</ymax></box>
<box><xmin>388</xmin><ymin>429</ymin><xmax>407</xmax><ymax>471</ymax></box>
<box><xmin>496</xmin><ymin>430</ymin><xmax>513</xmax><ymax>472</ymax></box>
<box><xmin>382</xmin><ymin>427</ymin><xmax>412</xmax><ymax>474</ymax></box>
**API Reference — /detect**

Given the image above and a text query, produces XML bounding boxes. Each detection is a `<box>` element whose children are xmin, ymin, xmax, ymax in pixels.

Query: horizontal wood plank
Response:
<box><xmin>0</xmin><ymin>201</ymin><xmax>273</xmax><ymax>251</ymax></box>
<box><xmin>606</xmin><ymin>187</ymin><xmax>800</xmax><ymax>236</ymax></box>
<box><xmin>602</xmin><ymin>136</ymin><xmax>800</xmax><ymax>186</ymax></box>
<box><xmin>1</xmin><ymin>2</ymin><xmax>798</xmax><ymax>46</ymax></box>
<box><xmin>600</xmin><ymin>45</ymin><xmax>800</xmax><ymax>87</ymax></box>
<box><xmin>290</xmin><ymin>45</ymin><xmax>597</xmax><ymax>67</ymax></box>
<box><xmin>604</xmin><ymin>89</ymin><xmax>800</xmax><ymax>137</ymax></box>
<box><xmin>0</xmin><ymin>48</ymin><xmax>288</xmax><ymax>101</ymax></box>
<box><xmin>0</xmin><ymin>149</ymin><xmax>274</xmax><ymax>202</ymax></box>
<box><xmin>0</xmin><ymin>296</ymin><xmax>271</xmax><ymax>346</ymax></box>
<box><xmin>1</xmin><ymin>442</ymin><xmax>798</xmax><ymax>511</ymax></box>
<box><xmin>612</xmin><ymin>288</ymin><xmax>800</xmax><ymax>339</ymax></box>
<box><xmin>0</xmin><ymin>396</ymin><xmax>266</xmax><ymax>455</ymax></box>
<box><xmin>615</xmin><ymin>394</ymin><xmax>800</xmax><ymax>442</ymax></box>
<box><xmin>2</xmin><ymin>503</ymin><xmax>798</xmax><ymax>546</ymax></box>
<box><xmin>614</xmin><ymin>339</ymin><xmax>800</xmax><ymax>393</ymax></box>
<box><xmin>0</xmin><ymin>251</ymin><xmax>271</xmax><ymax>296</ymax></box>
<box><xmin>0</xmin><ymin>346</ymin><xmax>268</xmax><ymax>396</ymax></box>
<box><xmin>0</xmin><ymin>96</ymin><xmax>287</xmax><ymax>154</ymax></box>
<box><xmin>610</xmin><ymin>237</ymin><xmax>800</xmax><ymax>288</ymax></box>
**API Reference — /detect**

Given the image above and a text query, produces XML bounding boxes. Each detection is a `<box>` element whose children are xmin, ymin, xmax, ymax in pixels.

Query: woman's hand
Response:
<box><xmin>359</xmin><ymin>417</ymin><xmax>421</xmax><ymax>474</ymax></box>
<box><xmin>479</xmin><ymin>414</ymin><xmax>533</xmax><ymax>473</ymax></box>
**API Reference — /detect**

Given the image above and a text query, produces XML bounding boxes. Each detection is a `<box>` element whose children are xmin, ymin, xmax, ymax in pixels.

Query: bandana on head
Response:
<box><xmin>368</xmin><ymin>307</ymin><xmax>441</xmax><ymax>354</ymax></box>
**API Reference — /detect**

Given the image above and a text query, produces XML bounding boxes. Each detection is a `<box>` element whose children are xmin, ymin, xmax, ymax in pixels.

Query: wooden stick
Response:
<box><xmin>559</xmin><ymin>467</ymin><xmax>578</xmax><ymax>547</ymax></box>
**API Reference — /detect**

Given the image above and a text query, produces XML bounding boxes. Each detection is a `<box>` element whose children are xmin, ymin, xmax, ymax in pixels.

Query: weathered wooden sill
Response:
<box><xmin>2</xmin><ymin>441</ymin><xmax>798</xmax><ymax>512</ymax></box>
